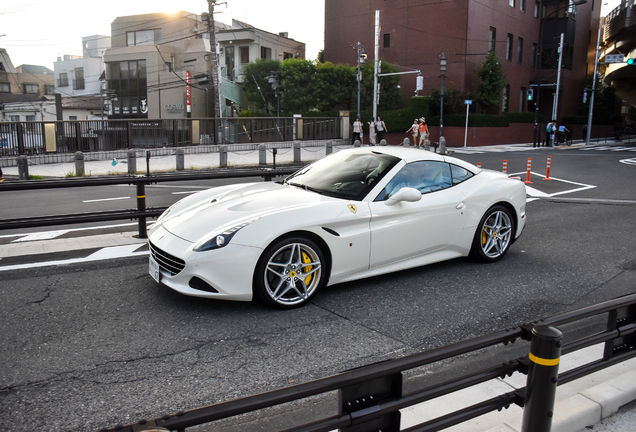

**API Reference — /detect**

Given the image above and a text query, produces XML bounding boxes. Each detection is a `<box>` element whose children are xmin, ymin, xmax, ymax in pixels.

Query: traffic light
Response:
<box><xmin>627</xmin><ymin>58</ymin><xmax>634</xmax><ymax>65</ymax></box>
<box><xmin>527</xmin><ymin>88</ymin><xmax>534</xmax><ymax>101</ymax></box>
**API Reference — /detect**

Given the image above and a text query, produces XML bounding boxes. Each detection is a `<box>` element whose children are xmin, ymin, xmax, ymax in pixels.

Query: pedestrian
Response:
<box><xmin>582</xmin><ymin>123</ymin><xmax>588</xmax><ymax>141</ymax></box>
<box><xmin>406</xmin><ymin>119</ymin><xmax>419</xmax><ymax>146</ymax></box>
<box><xmin>0</xmin><ymin>166</ymin><xmax>3</xmax><ymax>182</ymax></box>
<box><xmin>545</xmin><ymin>120</ymin><xmax>556</xmax><ymax>147</ymax></box>
<box><xmin>418</xmin><ymin>118</ymin><xmax>430</xmax><ymax>148</ymax></box>
<box><xmin>557</xmin><ymin>123</ymin><xmax>570</xmax><ymax>144</ymax></box>
<box><xmin>352</xmin><ymin>117</ymin><xmax>363</xmax><ymax>144</ymax></box>
<box><xmin>368</xmin><ymin>118</ymin><xmax>377</xmax><ymax>145</ymax></box>
<box><xmin>375</xmin><ymin>116</ymin><xmax>387</xmax><ymax>142</ymax></box>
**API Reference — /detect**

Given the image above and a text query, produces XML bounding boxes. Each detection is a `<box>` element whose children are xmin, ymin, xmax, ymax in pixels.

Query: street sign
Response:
<box><xmin>605</xmin><ymin>54</ymin><xmax>625</xmax><ymax>63</ymax></box>
<box><xmin>465</xmin><ymin>100</ymin><xmax>472</xmax><ymax>104</ymax></box>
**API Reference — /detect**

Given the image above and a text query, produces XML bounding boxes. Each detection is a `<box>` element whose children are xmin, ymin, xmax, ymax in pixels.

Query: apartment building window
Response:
<box><xmin>69</xmin><ymin>116</ymin><xmax>78</xmax><ymax>121</ymax></box>
<box><xmin>25</xmin><ymin>115</ymin><xmax>37</xmax><ymax>132</ymax></box>
<box><xmin>383</xmin><ymin>33</ymin><xmax>390</xmax><ymax>48</ymax></box>
<box><xmin>58</xmin><ymin>72</ymin><xmax>69</xmax><ymax>87</ymax></box>
<box><xmin>489</xmin><ymin>27</ymin><xmax>497</xmax><ymax>52</ymax></box>
<box><xmin>106</xmin><ymin>60</ymin><xmax>147</xmax><ymax>118</ymax></box>
<box><xmin>23</xmin><ymin>84</ymin><xmax>39</xmax><ymax>94</ymax></box>
<box><xmin>509</xmin><ymin>0</ymin><xmax>515</xmax><ymax>7</ymax></box>
<box><xmin>517</xmin><ymin>37</ymin><xmax>524</xmax><ymax>64</ymax></box>
<box><xmin>240</xmin><ymin>47</ymin><xmax>249</xmax><ymax>64</ymax></box>
<box><xmin>45</xmin><ymin>85</ymin><xmax>55</xmax><ymax>95</ymax></box>
<box><xmin>73</xmin><ymin>67</ymin><xmax>85</xmax><ymax>90</ymax></box>
<box><xmin>535</xmin><ymin>0</ymin><xmax>540</xmax><ymax>17</ymax></box>
<box><xmin>261</xmin><ymin>47</ymin><xmax>272</xmax><ymax>59</ymax></box>
<box><xmin>519</xmin><ymin>87</ymin><xmax>526</xmax><ymax>111</ymax></box>
<box><xmin>506</xmin><ymin>34</ymin><xmax>513</xmax><ymax>61</ymax></box>
<box><xmin>531</xmin><ymin>42</ymin><xmax>538</xmax><ymax>68</ymax></box>
<box><xmin>502</xmin><ymin>85</ymin><xmax>510</xmax><ymax>112</ymax></box>
<box><xmin>0</xmin><ymin>83</ymin><xmax>9</xmax><ymax>93</ymax></box>
<box><xmin>520</xmin><ymin>0</ymin><xmax>526</xmax><ymax>12</ymax></box>
<box><xmin>126</xmin><ymin>29</ymin><xmax>161</xmax><ymax>46</ymax></box>
<box><xmin>10</xmin><ymin>115</ymin><xmax>19</xmax><ymax>122</ymax></box>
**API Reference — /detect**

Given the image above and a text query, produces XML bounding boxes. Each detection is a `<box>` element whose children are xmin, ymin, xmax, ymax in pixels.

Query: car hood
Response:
<box><xmin>160</xmin><ymin>182</ymin><xmax>329</xmax><ymax>242</ymax></box>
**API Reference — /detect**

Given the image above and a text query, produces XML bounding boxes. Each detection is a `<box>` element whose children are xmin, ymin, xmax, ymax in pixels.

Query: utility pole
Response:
<box><xmin>551</xmin><ymin>33</ymin><xmax>565</xmax><ymax>125</ymax></box>
<box><xmin>372</xmin><ymin>10</ymin><xmax>380</xmax><ymax>122</ymax></box>
<box><xmin>586</xmin><ymin>24</ymin><xmax>602</xmax><ymax>145</ymax></box>
<box><xmin>356</xmin><ymin>41</ymin><xmax>366</xmax><ymax>119</ymax></box>
<box><xmin>206</xmin><ymin>0</ymin><xmax>224</xmax><ymax>143</ymax></box>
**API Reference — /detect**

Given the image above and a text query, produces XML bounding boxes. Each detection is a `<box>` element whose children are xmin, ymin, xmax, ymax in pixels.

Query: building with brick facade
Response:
<box><xmin>324</xmin><ymin>0</ymin><xmax>601</xmax><ymax>122</ymax></box>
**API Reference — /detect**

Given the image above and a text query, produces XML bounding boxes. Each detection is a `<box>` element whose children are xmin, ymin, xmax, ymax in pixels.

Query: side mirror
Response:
<box><xmin>385</xmin><ymin>187</ymin><xmax>422</xmax><ymax>206</ymax></box>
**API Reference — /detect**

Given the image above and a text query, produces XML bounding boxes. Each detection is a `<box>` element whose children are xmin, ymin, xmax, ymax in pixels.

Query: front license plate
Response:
<box><xmin>149</xmin><ymin>255</ymin><xmax>161</xmax><ymax>283</ymax></box>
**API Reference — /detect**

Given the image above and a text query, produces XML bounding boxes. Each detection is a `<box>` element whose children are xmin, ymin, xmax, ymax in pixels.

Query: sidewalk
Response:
<box><xmin>1</xmin><ymin>145</ymin><xmax>332</xmax><ymax>178</ymax></box>
<box><xmin>2</xmin><ymin>138</ymin><xmax>634</xmax><ymax>179</ymax></box>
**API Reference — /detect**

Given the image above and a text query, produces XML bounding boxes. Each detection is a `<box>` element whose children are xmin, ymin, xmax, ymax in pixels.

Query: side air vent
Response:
<box><xmin>322</xmin><ymin>227</ymin><xmax>340</xmax><ymax>237</ymax></box>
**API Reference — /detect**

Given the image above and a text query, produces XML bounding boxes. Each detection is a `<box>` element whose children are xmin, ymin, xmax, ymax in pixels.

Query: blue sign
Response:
<box><xmin>112</xmin><ymin>158</ymin><xmax>118</xmax><ymax>166</ymax></box>
<box><xmin>465</xmin><ymin>100</ymin><xmax>472</xmax><ymax>105</ymax></box>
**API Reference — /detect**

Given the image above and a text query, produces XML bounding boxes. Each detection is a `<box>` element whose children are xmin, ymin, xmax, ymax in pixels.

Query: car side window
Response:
<box><xmin>375</xmin><ymin>161</ymin><xmax>453</xmax><ymax>201</ymax></box>
<box><xmin>450</xmin><ymin>164</ymin><xmax>474</xmax><ymax>185</ymax></box>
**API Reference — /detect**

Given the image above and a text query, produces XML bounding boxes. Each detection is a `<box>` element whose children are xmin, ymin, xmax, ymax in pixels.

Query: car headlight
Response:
<box><xmin>193</xmin><ymin>218</ymin><xmax>259</xmax><ymax>252</ymax></box>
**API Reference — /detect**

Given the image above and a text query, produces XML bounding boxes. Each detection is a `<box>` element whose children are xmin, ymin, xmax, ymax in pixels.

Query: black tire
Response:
<box><xmin>469</xmin><ymin>205</ymin><xmax>515</xmax><ymax>263</ymax></box>
<box><xmin>254</xmin><ymin>237</ymin><xmax>326</xmax><ymax>309</ymax></box>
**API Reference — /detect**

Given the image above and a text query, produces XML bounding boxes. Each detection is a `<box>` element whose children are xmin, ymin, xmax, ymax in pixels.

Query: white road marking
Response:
<box><xmin>83</xmin><ymin>196</ymin><xmax>130</xmax><ymax>203</ymax></box>
<box><xmin>0</xmin><ymin>244</ymin><xmax>148</xmax><ymax>272</ymax></box>
<box><xmin>172</xmin><ymin>191</ymin><xmax>200</xmax><ymax>195</ymax></box>
<box><xmin>0</xmin><ymin>222</ymin><xmax>140</xmax><ymax>241</ymax></box>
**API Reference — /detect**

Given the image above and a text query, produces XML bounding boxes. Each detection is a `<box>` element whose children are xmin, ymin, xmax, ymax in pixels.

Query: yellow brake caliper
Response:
<box><xmin>302</xmin><ymin>251</ymin><xmax>313</xmax><ymax>285</ymax></box>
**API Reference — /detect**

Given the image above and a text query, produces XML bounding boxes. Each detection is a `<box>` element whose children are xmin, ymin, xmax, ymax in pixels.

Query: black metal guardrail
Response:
<box><xmin>91</xmin><ymin>293</ymin><xmax>636</xmax><ymax>432</ymax></box>
<box><xmin>0</xmin><ymin>167</ymin><xmax>300</xmax><ymax>236</ymax></box>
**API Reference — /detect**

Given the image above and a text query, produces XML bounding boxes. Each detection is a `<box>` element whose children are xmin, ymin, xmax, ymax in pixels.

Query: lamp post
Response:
<box><xmin>439</xmin><ymin>52</ymin><xmax>447</xmax><ymax>141</ymax></box>
<box><xmin>532</xmin><ymin>0</ymin><xmax>587</xmax><ymax>147</ymax></box>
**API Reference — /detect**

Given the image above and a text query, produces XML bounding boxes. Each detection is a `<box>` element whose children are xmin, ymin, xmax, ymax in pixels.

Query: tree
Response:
<box><xmin>314</xmin><ymin>62</ymin><xmax>356</xmax><ymax>111</ymax></box>
<box><xmin>429</xmin><ymin>88</ymin><xmax>472</xmax><ymax>115</ymax></box>
<box><xmin>474</xmin><ymin>51</ymin><xmax>506</xmax><ymax>113</ymax></box>
<box><xmin>280</xmin><ymin>58</ymin><xmax>317</xmax><ymax>113</ymax></box>
<box><xmin>580</xmin><ymin>75</ymin><xmax>620</xmax><ymax>124</ymax></box>
<box><xmin>360</xmin><ymin>62</ymin><xmax>403</xmax><ymax>112</ymax></box>
<box><xmin>241</xmin><ymin>59</ymin><xmax>281</xmax><ymax>114</ymax></box>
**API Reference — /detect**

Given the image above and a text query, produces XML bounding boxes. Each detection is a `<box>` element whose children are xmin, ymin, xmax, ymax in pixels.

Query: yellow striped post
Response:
<box><xmin>521</xmin><ymin>325</ymin><xmax>563</xmax><ymax>432</ymax></box>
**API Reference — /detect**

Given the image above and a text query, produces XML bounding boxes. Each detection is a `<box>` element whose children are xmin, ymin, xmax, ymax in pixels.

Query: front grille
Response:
<box><xmin>149</xmin><ymin>241</ymin><xmax>186</xmax><ymax>276</ymax></box>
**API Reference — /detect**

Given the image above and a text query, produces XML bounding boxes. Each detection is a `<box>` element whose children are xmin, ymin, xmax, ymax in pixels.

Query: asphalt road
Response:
<box><xmin>1</xmin><ymin>145</ymin><xmax>635</xmax><ymax>431</ymax></box>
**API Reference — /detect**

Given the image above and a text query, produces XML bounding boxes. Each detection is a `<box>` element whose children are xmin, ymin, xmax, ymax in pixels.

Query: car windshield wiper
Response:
<box><xmin>287</xmin><ymin>182</ymin><xmax>324</xmax><ymax>195</ymax></box>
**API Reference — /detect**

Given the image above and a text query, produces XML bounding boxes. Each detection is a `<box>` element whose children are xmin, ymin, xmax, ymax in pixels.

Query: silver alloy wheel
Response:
<box><xmin>263</xmin><ymin>242</ymin><xmax>323</xmax><ymax>307</ymax></box>
<box><xmin>480</xmin><ymin>210</ymin><xmax>513</xmax><ymax>259</ymax></box>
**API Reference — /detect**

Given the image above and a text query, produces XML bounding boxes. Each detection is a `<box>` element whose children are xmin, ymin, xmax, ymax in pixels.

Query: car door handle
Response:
<box><xmin>456</xmin><ymin>202</ymin><xmax>466</xmax><ymax>210</ymax></box>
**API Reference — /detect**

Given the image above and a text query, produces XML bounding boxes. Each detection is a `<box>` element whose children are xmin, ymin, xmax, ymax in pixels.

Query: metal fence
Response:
<box><xmin>92</xmin><ymin>292</ymin><xmax>634</xmax><ymax>432</ymax></box>
<box><xmin>0</xmin><ymin>117</ymin><xmax>342</xmax><ymax>156</ymax></box>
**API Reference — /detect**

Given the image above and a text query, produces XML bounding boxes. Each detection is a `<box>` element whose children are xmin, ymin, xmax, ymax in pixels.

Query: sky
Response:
<box><xmin>0</xmin><ymin>0</ymin><xmax>621</xmax><ymax>70</ymax></box>
<box><xmin>0</xmin><ymin>0</ymin><xmax>325</xmax><ymax>69</ymax></box>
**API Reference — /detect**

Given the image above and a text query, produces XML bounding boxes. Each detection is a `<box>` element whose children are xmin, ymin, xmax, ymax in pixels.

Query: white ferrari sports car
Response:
<box><xmin>148</xmin><ymin>146</ymin><xmax>526</xmax><ymax>309</ymax></box>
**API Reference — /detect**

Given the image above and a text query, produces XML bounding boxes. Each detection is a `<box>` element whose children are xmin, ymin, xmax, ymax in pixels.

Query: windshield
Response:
<box><xmin>284</xmin><ymin>150</ymin><xmax>400</xmax><ymax>201</ymax></box>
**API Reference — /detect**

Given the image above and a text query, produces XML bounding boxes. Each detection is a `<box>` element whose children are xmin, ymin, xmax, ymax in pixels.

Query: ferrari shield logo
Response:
<box><xmin>348</xmin><ymin>204</ymin><xmax>357</xmax><ymax>214</ymax></box>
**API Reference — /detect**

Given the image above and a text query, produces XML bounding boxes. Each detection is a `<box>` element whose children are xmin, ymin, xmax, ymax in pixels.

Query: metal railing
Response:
<box><xmin>0</xmin><ymin>117</ymin><xmax>342</xmax><ymax>156</ymax></box>
<box><xmin>0</xmin><ymin>167</ymin><xmax>300</xmax><ymax>237</ymax></box>
<box><xmin>92</xmin><ymin>293</ymin><xmax>635</xmax><ymax>432</ymax></box>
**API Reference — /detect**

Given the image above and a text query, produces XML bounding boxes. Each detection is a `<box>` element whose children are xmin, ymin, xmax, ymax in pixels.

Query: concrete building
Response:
<box><xmin>216</xmin><ymin>19</ymin><xmax>306</xmax><ymax>116</ymax></box>
<box><xmin>0</xmin><ymin>48</ymin><xmax>55</xmax><ymax>122</ymax></box>
<box><xmin>54</xmin><ymin>35</ymin><xmax>111</xmax><ymax>99</ymax></box>
<box><xmin>102</xmin><ymin>11</ymin><xmax>221</xmax><ymax>119</ymax></box>
<box><xmin>324</xmin><ymin>0</ymin><xmax>601</xmax><ymax>120</ymax></box>
<box><xmin>600</xmin><ymin>0</ymin><xmax>636</xmax><ymax>108</ymax></box>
